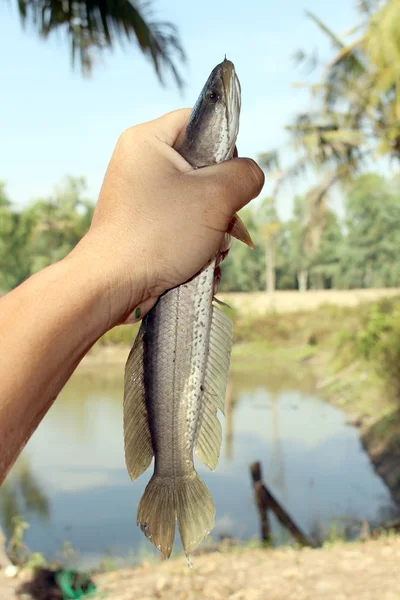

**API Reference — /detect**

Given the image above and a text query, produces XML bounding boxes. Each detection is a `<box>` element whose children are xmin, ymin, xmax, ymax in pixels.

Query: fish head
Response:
<box><xmin>176</xmin><ymin>58</ymin><xmax>241</xmax><ymax>167</ymax></box>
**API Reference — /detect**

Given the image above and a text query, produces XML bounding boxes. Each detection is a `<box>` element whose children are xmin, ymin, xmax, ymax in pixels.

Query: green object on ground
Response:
<box><xmin>55</xmin><ymin>569</ymin><xmax>98</xmax><ymax>599</ymax></box>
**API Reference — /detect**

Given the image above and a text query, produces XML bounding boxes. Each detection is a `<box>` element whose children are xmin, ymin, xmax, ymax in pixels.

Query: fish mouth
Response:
<box><xmin>221</xmin><ymin>59</ymin><xmax>241</xmax><ymax>152</ymax></box>
<box><xmin>221</xmin><ymin>59</ymin><xmax>241</xmax><ymax>112</ymax></box>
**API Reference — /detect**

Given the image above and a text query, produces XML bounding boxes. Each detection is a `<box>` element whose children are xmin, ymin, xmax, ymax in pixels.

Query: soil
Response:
<box><xmin>3</xmin><ymin>537</ymin><xmax>400</xmax><ymax>600</ymax></box>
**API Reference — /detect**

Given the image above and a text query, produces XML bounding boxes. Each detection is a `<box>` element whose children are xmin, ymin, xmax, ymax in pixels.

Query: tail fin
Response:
<box><xmin>137</xmin><ymin>472</ymin><xmax>215</xmax><ymax>558</ymax></box>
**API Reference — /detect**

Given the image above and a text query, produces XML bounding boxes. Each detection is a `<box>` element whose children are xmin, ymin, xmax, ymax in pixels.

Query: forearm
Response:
<box><xmin>0</xmin><ymin>109</ymin><xmax>264</xmax><ymax>487</ymax></box>
<box><xmin>0</xmin><ymin>252</ymin><xmax>118</xmax><ymax>483</ymax></box>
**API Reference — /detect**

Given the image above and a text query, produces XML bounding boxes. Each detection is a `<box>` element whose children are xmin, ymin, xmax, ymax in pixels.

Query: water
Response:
<box><xmin>1</xmin><ymin>362</ymin><xmax>395</xmax><ymax>568</ymax></box>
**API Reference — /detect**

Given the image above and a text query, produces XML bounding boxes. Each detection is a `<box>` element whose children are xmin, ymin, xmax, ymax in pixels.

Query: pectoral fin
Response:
<box><xmin>228</xmin><ymin>214</ymin><xmax>255</xmax><ymax>248</ymax></box>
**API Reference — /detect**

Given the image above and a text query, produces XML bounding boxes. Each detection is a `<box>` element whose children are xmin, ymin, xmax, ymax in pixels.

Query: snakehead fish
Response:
<box><xmin>123</xmin><ymin>58</ymin><xmax>252</xmax><ymax>559</ymax></box>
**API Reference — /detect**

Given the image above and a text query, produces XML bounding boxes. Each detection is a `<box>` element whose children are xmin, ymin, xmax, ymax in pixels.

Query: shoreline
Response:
<box><xmin>3</xmin><ymin>300</ymin><xmax>400</xmax><ymax>599</ymax></box>
<box><xmin>77</xmin><ymin>298</ymin><xmax>400</xmax><ymax>509</ymax></box>
<box><xmin>5</xmin><ymin>536</ymin><xmax>400</xmax><ymax>600</ymax></box>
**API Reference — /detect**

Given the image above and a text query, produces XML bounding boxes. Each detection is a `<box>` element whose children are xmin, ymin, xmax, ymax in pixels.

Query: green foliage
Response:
<box><xmin>60</xmin><ymin>541</ymin><xmax>79</xmax><ymax>568</ymax></box>
<box><xmin>6</xmin><ymin>515</ymin><xmax>49</xmax><ymax>568</ymax></box>
<box><xmin>322</xmin><ymin>519</ymin><xmax>347</xmax><ymax>548</ymax></box>
<box><xmin>0</xmin><ymin>458</ymin><xmax>50</xmax><ymax>538</ymax></box>
<box><xmin>0</xmin><ymin>177</ymin><xmax>94</xmax><ymax>292</ymax></box>
<box><xmin>262</xmin><ymin>0</ymin><xmax>400</xmax><ymax>215</ymax></box>
<box><xmin>25</xmin><ymin>176</ymin><xmax>94</xmax><ymax>274</ymax></box>
<box><xmin>353</xmin><ymin>298</ymin><xmax>400</xmax><ymax>398</ymax></box>
<box><xmin>338</xmin><ymin>174</ymin><xmax>400</xmax><ymax>288</ymax></box>
<box><xmin>356</xmin><ymin>304</ymin><xmax>395</xmax><ymax>359</ymax></box>
<box><xmin>98</xmin><ymin>325</ymin><xmax>139</xmax><ymax>346</ymax></box>
<box><xmin>220</xmin><ymin>207</ymin><xmax>266</xmax><ymax>291</ymax></box>
<box><xmin>8</xmin><ymin>516</ymin><xmax>30</xmax><ymax>566</ymax></box>
<box><xmin>1</xmin><ymin>170</ymin><xmax>400</xmax><ymax>296</ymax></box>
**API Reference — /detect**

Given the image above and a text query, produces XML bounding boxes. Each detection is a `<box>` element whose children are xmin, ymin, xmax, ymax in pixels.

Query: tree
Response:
<box><xmin>261</xmin><ymin>1</ymin><xmax>400</xmax><ymax>209</ymax></box>
<box><xmin>338</xmin><ymin>173</ymin><xmax>400</xmax><ymax>288</ymax></box>
<box><xmin>0</xmin><ymin>176</ymin><xmax>95</xmax><ymax>293</ymax></box>
<box><xmin>13</xmin><ymin>0</ymin><xmax>185</xmax><ymax>86</ymax></box>
<box><xmin>24</xmin><ymin>176</ymin><xmax>94</xmax><ymax>274</ymax></box>
<box><xmin>257</xmin><ymin>197</ymin><xmax>280</xmax><ymax>294</ymax></box>
<box><xmin>309</xmin><ymin>209</ymin><xmax>343</xmax><ymax>289</ymax></box>
<box><xmin>277</xmin><ymin>189</ymin><xmax>332</xmax><ymax>291</ymax></box>
<box><xmin>220</xmin><ymin>207</ymin><xmax>266</xmax><ymax>292</ymax></box>
<box><xmin>286</xmin><ymin>196</ymin><xmax>311</xmax><ymax>291</ymax></box>
<box><xmin>0</xmin><ymin>184</ymin><xmax>19</xmax><ymax>292</ymax></box>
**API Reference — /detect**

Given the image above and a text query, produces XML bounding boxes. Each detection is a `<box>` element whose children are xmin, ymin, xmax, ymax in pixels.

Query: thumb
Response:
<box><xmin>192</xmin><ymin>157</ymin><xmax>265</xmax><ymax>214</ymax></box>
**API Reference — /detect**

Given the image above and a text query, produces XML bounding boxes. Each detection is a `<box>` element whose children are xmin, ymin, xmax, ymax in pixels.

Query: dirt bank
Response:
<box><xmin>86</xmin><ymin>537</ymin><xmax>400</xmax><ymax>599</ymax></box>
<box><xmin>2</xmin><ymin>537</ymin><xmax>400</xmax><ymax>600</ymax></box>
<box><xmin>220</xmin><ymin>288</ymin><xmax>400</xmax><ymax>315</ymax></box>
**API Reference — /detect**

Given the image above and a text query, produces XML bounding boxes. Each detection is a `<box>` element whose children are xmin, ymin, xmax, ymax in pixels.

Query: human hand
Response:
<box><xmin>72</xmin><ymin>109</ymin><xmax>264</xmax><ymax>330</ymax></box>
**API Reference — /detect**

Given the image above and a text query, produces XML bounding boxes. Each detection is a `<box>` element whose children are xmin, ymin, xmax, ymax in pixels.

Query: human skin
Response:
<box><xmin>0</xmin><ymin>108</ymin><xmax>264</xmax><ymax>484</ymax></box>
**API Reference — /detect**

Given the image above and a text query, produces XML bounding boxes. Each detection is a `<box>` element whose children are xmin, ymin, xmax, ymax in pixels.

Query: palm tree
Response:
<box><xmin>260</xmin><ymin>0</ymin><xmax>400</xmax><ymax>209</ymax></box>
<box><xmin>14</xmin><ymin>0</ymin><xmax>185</xmax><ymax>87</ymax></box>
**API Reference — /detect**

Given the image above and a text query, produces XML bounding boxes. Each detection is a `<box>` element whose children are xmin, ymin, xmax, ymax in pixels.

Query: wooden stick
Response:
<box><xmin>250</xmin><ymin>461</ymin><xmax>313</xmax><ymax>547</ymax></box>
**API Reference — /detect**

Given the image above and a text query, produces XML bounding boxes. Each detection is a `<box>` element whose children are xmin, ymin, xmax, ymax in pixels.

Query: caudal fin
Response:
<box><xmin>137</xmin><ymin>472</ymin><xmax>215</xmax><ymax>558</ymax></box>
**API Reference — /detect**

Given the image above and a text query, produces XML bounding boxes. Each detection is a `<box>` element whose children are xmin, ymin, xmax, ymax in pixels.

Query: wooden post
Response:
<box><xmin>250</xmin><ymin>461</ymin><xmax>313</xmax><ymax>547</ymax></box>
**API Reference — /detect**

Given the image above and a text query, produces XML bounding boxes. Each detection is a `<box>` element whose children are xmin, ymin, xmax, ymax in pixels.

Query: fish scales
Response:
<box><xmin>123</xmin><ymin>58</ymin><xmax>251</xmax><ymax>559</ymax></box>
<box><xmin>143</xmin><ymin>264</ymin><xmax>215</xmax><ymax>474</ymax></box>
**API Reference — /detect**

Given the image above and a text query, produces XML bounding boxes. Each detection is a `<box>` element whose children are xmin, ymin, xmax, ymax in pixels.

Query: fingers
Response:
<box><xmin>121</xmin><ymin>296</ymin><xmax>159</xmax><ymax>324</ymax></box>
<box><xmin>193</xmin><ymin>157</ymin><xmax>265</xmax><ymax>214</ymax></box>
<box><xmin>147</xmin><ymin>108</ymin><xmax>192</xmax><ymax>147</ymax></box>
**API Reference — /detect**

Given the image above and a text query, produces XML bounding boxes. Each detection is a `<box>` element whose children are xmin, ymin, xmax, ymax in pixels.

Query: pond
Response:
<box><xmin>1</xmin><ymin>358</ymin><xmax>395</xmax><ymax>568</ymax></box>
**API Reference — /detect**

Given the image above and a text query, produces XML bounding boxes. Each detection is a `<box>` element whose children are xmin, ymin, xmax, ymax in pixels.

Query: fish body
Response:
<box><xmin>123</xmin><ymin>59</ymin><xmax>244</xmax><ymax>558</ymax></box>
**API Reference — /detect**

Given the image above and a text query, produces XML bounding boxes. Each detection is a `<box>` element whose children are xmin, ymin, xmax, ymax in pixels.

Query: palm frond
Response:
<box><xmin>16</xmin><ymin>0</ymin><xmax>186</xmax><ymax>87</ymax></box>
<box><xmin>259</xmin><ymin>149</ymin><xmax>280</xmax><ymax>172</ymax></box>
<box><xmin>305</xmin><ymin>11</ymin><xmax>346</xmax><ymax>51</ymax></box>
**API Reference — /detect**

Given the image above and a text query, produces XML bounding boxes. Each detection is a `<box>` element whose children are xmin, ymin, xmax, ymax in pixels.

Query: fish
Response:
<box><xmin>123</xmin><ymin>58</ymin><xmax>252</xmax><ymax>559</ymax></box>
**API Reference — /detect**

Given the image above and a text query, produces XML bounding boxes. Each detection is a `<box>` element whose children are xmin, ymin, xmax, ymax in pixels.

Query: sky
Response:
<box><xmin>0</xmin><ymin>0</ymin><xmax>360</xmax><ymax>219</ymax></box>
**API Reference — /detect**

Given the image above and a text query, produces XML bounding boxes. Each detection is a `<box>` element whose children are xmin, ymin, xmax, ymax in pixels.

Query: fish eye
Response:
<box><xmin>205</xmin><ymin>89</ymin><xmax>219</xmax><ymax>104</ymax></box>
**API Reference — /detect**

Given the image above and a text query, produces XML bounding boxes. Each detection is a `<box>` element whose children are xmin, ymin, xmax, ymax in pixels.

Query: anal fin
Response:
<box><xmin>195</xmin><ymin>305</ymin><xmax>233</xmax><ymax>470</ymax></box>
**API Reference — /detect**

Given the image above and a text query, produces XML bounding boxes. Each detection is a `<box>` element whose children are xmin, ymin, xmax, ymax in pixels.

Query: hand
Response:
<box><xmin>72</xmin><ymin>109</ymin><xmax>264</xmax><ymax>329</ymax></box>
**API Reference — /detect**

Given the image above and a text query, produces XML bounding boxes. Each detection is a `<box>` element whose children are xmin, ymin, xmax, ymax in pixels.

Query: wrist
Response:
<box><xmin>67</xmin><ymin>231</ymin><xmax>148</xmax><ymax>331</ymax></box>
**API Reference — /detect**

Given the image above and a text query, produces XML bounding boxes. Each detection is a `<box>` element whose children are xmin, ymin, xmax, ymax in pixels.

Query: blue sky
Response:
<box><xmin>0</xmin><ymin>0</ymin><xmax>359</xmax><ymax>219</ymax></box>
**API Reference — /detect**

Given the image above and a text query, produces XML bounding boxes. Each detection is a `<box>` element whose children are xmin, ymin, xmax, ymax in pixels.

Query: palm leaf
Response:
<box><xmin>305</xmin><ymin>11</ymin><xmax>347</xmax><ymax>51</ymax></box>
<box><xmin>259</xmin><ymin>149</ymin><xmax>280</xmax><ymax>172</ymax></box>
<box><xmin>15</xmin><ymin>0</ymin><xmax>186</xmax><ymax>87</ymax></box>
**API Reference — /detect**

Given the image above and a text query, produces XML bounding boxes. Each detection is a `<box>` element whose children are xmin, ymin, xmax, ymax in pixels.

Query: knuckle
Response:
<box><xmin>119</xmin><ymin>126</ymin><xmax>135</xmax><ymax>143</ymax></box>
<box><xmin>116</xmin><ymin>125</ymin><xmax>146</xmax><ymax>158</ymax></box>
<box><xmin>119</xmin><ymin>124</ymin><xmax>147</xmax><ymax>146</ymax></box>
<box><xmin>242</xmin><ymin>158</ymin><xmax>265</xmax><ymax>197</ymax></box>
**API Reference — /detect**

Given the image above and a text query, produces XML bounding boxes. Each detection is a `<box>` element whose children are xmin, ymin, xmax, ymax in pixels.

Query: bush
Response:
<box><xmin>353</xmin><ymin>299</ymin><xmax>400</xmax><ymax>399</ymax></box>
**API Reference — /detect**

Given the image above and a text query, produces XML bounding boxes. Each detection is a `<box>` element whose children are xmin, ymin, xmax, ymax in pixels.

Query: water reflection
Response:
<box><xmin>0</xmin><ymin>457</ymin><xmax>50</xmax><ymax>536</ymax></box>
<box><xmin>1</xmin><ymin>362</ymin><xmax>396</xmax><ymax>567</ymax></box>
